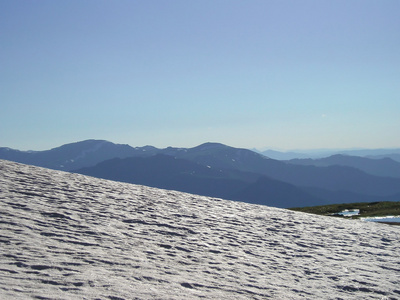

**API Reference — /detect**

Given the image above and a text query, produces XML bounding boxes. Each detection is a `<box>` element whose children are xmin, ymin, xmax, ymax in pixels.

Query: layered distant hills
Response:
<box><xmin>1</xmin><ymin>139</ymin><xmax>400</xmax><ymax>208</ymax></box>
<box><xmin>260</xmin><ymin>148</ymin><xmax>400</xmax><ymax>161</ymax></box>
<box><xmin>286</xmin><ymin>154</ymin><xmax>400</xmax><ymax>179</ymax></box>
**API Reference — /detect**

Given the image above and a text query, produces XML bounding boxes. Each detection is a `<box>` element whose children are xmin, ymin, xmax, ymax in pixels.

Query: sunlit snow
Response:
<box><xmin>0</xmin><ymin>160</ymin><xmax>399</xmax><ymax>299</ymax></box>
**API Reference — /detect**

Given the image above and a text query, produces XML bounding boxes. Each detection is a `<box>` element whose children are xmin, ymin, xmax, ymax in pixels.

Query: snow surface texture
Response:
<box><xmin>0</xmin><ymin>160</ymin><xmax>399</xmax><ymax>300</ymax></box>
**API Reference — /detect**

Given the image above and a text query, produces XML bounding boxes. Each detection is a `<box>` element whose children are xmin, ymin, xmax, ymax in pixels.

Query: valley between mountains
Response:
<box><xmin>1</xmin><ymin>140</ymin><xmax>400</xmax><ymax>208</ymax></box>
<box><xmin>1</xmin><ymin>160</ymin><xmax>400</xmax><ymax>299</ymax></box>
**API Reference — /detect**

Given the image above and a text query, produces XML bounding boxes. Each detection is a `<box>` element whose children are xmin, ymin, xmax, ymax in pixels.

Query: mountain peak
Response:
<box><xmin>192</xmin><ymin>142</ymin><xmax>229</xmax><ymax>151</ymax></box>
<box><xmin>0</xmin><ymin>139</ymin><xmax>138</xmax><ymax>171</ymax></box>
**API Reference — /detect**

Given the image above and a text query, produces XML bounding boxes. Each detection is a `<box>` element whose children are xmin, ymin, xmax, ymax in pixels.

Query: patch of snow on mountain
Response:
<box><xmin>0</xmin><ymin>159</ymin><xmax>399</xmax><ymax>299</ymax></box>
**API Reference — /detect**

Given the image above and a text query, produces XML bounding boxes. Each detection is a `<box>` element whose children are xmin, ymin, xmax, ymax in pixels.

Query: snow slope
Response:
<box><xmin>1</xmin><ymin>159</ymin><xmax>399</xmax><ymax>299</ymax></box>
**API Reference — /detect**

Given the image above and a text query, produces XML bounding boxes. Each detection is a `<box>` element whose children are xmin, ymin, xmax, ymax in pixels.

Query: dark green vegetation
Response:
<box><xmin>290</xmin><ymin>201</ymin><xmax>400</xmax><ymax>220</ymax></box>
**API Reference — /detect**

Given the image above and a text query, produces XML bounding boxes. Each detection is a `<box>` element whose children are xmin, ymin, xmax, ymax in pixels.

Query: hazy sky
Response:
<box><xmin>1</xmin><ymin>1</ymin><xmax>399</xmax><ymax>151</ymax></box>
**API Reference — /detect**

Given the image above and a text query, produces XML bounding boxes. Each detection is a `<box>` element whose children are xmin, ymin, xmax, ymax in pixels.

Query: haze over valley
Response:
<box><xmin>2</xmin><ymin>139</ymin><xmax>400</xmax><ymax>208</ymax></box>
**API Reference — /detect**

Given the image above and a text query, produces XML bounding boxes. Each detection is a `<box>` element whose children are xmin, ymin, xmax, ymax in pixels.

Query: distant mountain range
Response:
<box><xmin>1</xmin><ymin>139</ymin><xmax>400</xmax><ymax>208</ymax></box>
<box><xmin>76</xmin><ymin>154</ymin><xmax>324</xmax><ymax>208</ymax></box>
<box><xmin>260</xmin><ymin>148</ymin><xmax>400</xmax><ymax>161</ymax></box>
<box><xmin>287</xmin><ymin>154</ymin><xmax>400</xmax><ymax>179</ymax></box>
<box><xmin>0</xmin><ymin>140</ymin><xmax>139</xmax><ymax>171</ymax></box>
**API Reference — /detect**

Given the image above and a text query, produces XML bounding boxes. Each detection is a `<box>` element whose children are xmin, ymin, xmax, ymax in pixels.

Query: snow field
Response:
<box><xmin>1</xmin><ymin>160</ymin><xmax>399</xmax><ymax>299</ymax></box>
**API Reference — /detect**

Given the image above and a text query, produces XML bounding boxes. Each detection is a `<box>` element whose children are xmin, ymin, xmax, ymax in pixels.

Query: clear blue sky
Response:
<box><xmin>1</xmin><ymin>0</ymin><xmax>399</xmax><ymax>150</ymax></box>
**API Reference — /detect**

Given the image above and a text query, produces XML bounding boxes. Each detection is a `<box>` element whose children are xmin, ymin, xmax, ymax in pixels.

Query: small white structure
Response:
<box><xmin>337</xmin><ymin>209</ymin><xmax>360</xmax><ymax>217</ymax></box>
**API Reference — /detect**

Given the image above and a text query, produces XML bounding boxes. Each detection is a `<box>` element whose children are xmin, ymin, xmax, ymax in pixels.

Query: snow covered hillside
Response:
<box><xmin>1</xmin><ymin>159</ymin><xmax>399</xmax><ymax>299</ymax></box>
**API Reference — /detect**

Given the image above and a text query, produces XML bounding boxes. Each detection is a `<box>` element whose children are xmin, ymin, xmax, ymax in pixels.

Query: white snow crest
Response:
<box><xmin>0</xmin><ymin>159</ymin><xmax>399</xmax><ymax>299</ymax></box>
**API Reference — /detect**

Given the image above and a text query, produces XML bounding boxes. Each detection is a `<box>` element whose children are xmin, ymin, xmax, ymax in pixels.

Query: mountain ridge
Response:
<box><xmin>2</xmin><ymin>139</ymin><xmax>400</xmax><ymax>208</ymax></box>
<box><xmin>287</xmin><ymin>154</ymin><xmax>400</xmax><ymax>178</ymax></box>
<box><xmin>260</xmin><ymin>148</ymin><xmax>400</xmax><ymax>161</ymax></box>
<box><xmin>0</xmin><ymin>139</ymin><xmax>139</xmax><ymax>171</ymax></box>
<box><xmin>75</xmin><ymin>154</ymin><xmax>324</xmax><ymax>208</ymax></box>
